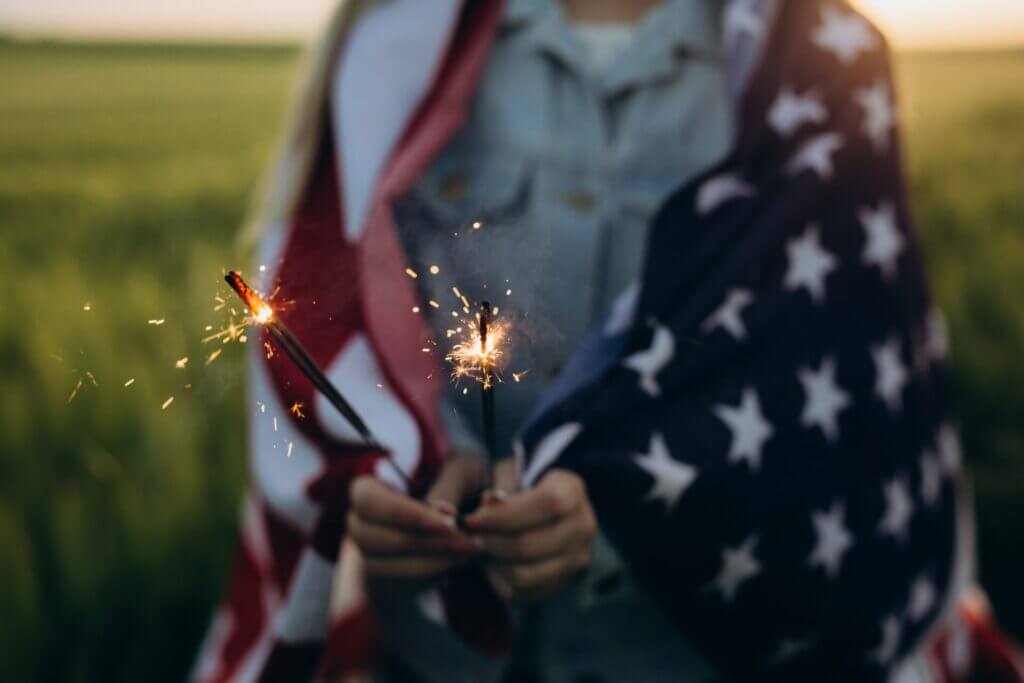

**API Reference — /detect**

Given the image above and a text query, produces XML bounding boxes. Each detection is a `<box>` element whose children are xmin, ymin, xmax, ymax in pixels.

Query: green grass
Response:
<box><xmin>1</xmin><ymin>40</ymin><xmax>1022</xmax><ymax>681</ymax></box>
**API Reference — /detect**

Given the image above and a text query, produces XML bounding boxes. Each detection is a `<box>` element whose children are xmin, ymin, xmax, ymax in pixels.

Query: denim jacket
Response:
<box><xmin>384</xmin><ymin>1</ymin><xmax>736</xmax><ymax>681</ymax></box>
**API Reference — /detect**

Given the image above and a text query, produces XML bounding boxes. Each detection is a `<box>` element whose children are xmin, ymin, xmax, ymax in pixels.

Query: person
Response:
<box><xmin>192</xmin><ymin>1</ymin><xmax>1023</xmax><ymax>682</ymax></box>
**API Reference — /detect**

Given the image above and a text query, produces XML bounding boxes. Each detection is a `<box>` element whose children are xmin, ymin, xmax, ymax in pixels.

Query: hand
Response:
<box><xmin>347</xmin><ymin>452</ymin><xmax>487</xmax><ymax>578</ymax></box>
<box><xmin>463</xmin><ymin>468</ymin><xmax>597</xmax><ymax>603</ymax></box>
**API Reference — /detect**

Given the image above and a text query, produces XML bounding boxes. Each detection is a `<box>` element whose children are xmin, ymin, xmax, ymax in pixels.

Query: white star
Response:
<box><xmin>714</xmin><ymin>388</ymin><xmax>774</xmax><ymax>470</ymax></box>
<box><xmin>786</xmin><ymin>131</ymin><xmax>844</xmax><ymax>180</ymax></box>
<box><xmin>936</xmin><ymin>423</ymin><xmax>962</xmax><ymax>475</ymax></box>
<box><xmin>623</xmin><ymin>321</ymin><xmax>675</xmax><ymax>398</ymax></box>
<box><xmin>696</xmin><ymin>173</ymin><xmax>756</xmax><ymax>215</ymax></box>
<box><xmin>871</xmin><ymin>614</ymin><xmax>902</xmax><ymax>665</ymax></box>
<box><xmin>711</xmin><ymin>535</ymin><xmax>761</xmax><ymax>602</ymax></box>
<box><xmin>769</xmin><ymin>88</ymin><xmax>827</xmax><ymax>137</ymax></box>
<box><xmin>813</xmin><ymin>6</ymin><xmax>878</xmax><ymax>65</ymax></box>
<box><xmin>879</xmin><ymin>478</ymin><xmax>914</xmax><ymax>541</ymax></box>
<box><xmin>872</xmin><ymin>337</ymin><xmax>908</xmax><ymax>413</ymax></box>
<box><xmin>633</xmin><ymin>432</ymin><xmax>698</xmax><ymax>512</ymax></box>
<box><xmin>701</xmin><ymin>289</ymin><xmax>754</xmax><ymax>340</ymax></box>
<box><xmin>767</xmin><ymin>636</ymin><xmax>815</xmax><ymax>668</ymax></box>
<box><xmin>860</xmin><ymin>202</ymin><xmax>904</xmax><ymax>280</ymax></box>
<box><xmin>724</xmin><ymin>0</ymin><xmax>764</xmax><ymax>46</ymax></box>
<box><xmin>920</xmin><ymin>451</ymin><xmax>943</xmax><ymax>506</ymax></box>
<box><xmin>855</xmin><ymin>81</ymin><xmax>897</xmax><ymax>152</ymax></box>
<box><xmin>906</xmin><ymin>575</ymin><xmax>937</xmax><ymax>621</ymax></box>
<box><xmin>926</xmin><ymin>307</ymin><xmax>950</xmax><ymax>362</ymax></box>
<box><xmin>808</xmin><ymin>502</ymin><xmax>854</xmax><ymax>579</ymax></box>
<box><xmin>799</xmin><ymin>357</ymin><xmax>850</xmax><ymax>441</ymax></box>
<box><xmin>784</xmin><ymin>225</ymin><xmax>837</xmax><ymax>304</ymax></box>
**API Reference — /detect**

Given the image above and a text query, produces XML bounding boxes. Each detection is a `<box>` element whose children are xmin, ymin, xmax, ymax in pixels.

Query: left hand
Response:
<box><xmin>463</xmin><ymin>467</ymin><xmax>597</xmax><ymax>602</ymax></box>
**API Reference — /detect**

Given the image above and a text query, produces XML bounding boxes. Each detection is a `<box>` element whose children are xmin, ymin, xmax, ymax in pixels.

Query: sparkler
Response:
<box><xmin>479</xmin><ymin>302</ymin><xmax>498</xmax><ymax>458</ymax></box>
<box><xmin>224</xmin><ymin>270</ymin><xmax>410</xmax><ymax>487</ymax></box>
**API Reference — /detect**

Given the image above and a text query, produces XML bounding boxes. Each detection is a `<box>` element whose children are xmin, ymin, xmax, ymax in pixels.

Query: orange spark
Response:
<box><xmin>289</xmin><ymin>402</ymin><xmax>305</xmax><ymax>419</ymax></box>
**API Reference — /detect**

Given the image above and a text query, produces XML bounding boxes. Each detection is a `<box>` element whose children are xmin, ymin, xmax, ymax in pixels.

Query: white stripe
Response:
<box><xmin>522</xmin><ymin>423</ymin><xmax>583</xmax><ymax>488</ymax></box>
<box><xmin>332</xmin><ymin>0</ymin><xmax>463</xmax><ymax>240</ymax></box>
<box><xmin>275</xmin><ymin>550</ymin><xmax>335</xmax><ymax>643</ymax></box>
<box><xmin>316</xmin><ymin>334</ymin><xmax>422</xmax><ymax>492</ymax></box>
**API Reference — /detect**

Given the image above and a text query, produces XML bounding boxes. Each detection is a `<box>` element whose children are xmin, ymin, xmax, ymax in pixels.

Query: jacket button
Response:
<box><xmin>561</xmin><ymin>189</ymin><xmax>596</xmax><ymax>213</ymax></box>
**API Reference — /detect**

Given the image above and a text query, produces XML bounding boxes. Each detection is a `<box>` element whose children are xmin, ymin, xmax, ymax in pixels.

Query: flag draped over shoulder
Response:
<box><xmin>192</xmin><ymin>0</ymin><xmax>1024</xmax><ymax>681</ymax></box>
<box><xmin>518</xmin><ymin>1</ymin><xmax>961</xmax><ymax>679</ymax></box>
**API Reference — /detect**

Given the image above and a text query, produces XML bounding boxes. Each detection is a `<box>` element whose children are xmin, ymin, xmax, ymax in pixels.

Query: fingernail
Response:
<box><xmin>481</xmin><ymin>488</ymin><xmax>508</xmax><ymax>505</ymax></box>
<box><xmin>427</xmin><ymin>500</ymin><xmax>459</xmax><ymax>530</ymax></box>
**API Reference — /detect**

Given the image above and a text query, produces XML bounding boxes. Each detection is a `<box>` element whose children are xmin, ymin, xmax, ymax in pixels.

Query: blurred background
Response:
<box><xmin>0</xmin><ymin>1</ymin><xmax>1021</xmax><ymax>681</ymax></box>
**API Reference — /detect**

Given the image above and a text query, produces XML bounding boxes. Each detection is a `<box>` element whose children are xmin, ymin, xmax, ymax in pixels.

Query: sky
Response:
<box><xmin>1</xmin><ymin>0</ymin><xmax>1023</xmax><ymax>49</ymax></box>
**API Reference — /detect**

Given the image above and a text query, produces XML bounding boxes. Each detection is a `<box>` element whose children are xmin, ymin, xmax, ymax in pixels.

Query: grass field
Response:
<box><xmin>1</xmin><ymin>39</ymin><xmax>1022</xmax><ymax>681</ymax></box>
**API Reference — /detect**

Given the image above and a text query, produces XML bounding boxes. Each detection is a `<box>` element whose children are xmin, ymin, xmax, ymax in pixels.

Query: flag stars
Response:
<box><xmin>696</xmin><ymin>173</ymin><xmax>756</xmax><ymax>215</ymax></box>
<box><xmin>714</xmin><ymin>388</ymin><xmax>774</xmax><ymax>470</ymax></box>
<box><xmin>872</xmin><ymin>337</ymin><xmax>908</xmax><ymax>413</ymax></box>
<box><xmin>769</xmin><ymin>88</ymin><xmax>827</xmax><ymax>137</ymax></box>
<box><xmin>808</xmin><ymin>502</ymin><xmax>854</xmax><ymax>579</ymax></box>
<box><xmin>813</xmin><ymin>6</ymin><xmax>878</xmax><ymax>65</ymax></box>
<box><xmin>786</xmin><ymin>132</ymin><xmax>844</xmax><ymax>180</ymax></box>
<box><xmin>855</xmin><ymin>81</ymin><xmax>897</xmax><ymax>152</ymax></box>
<box><xmin>919</xmin><ymin>451</ymin><xmax>943</xmax><ymax>506</ymax></box>
<box><xmin>711</xmin><ymin>536</ymin><xmax>761</xmax><ymax>602</ymax></box>
<box><xmin>701</xmin><ymin>289</ymin><xmax>754</xmax><ymax>341</ymax></box>
<box><xmin>860</xmin><ymin>202</ymin><xmax>904</xmax><ymax>280</ymax></box>
<box><xmin>871</xmin><ymin>615</ymin><xmax>902</xmax><ymax>665</ymax></box>
<box><xmin>785</xmin><ymin>225</ymin><xmax>837</xmax><ymax>304</ymax></box>
<box><xmin>879</xmin><ymin>478</ymin><xmax>914</xmax><ymax>541</ymax></box>
<box><xmin>906</xmin><ymin>576</ymin><xmax>937</xmax><ymax>622</ymax></box>
<box><xmin>632</xmin><ymin>432</ymin><xmax>698</xmax><ymax>512</ymax></box>
<box><xmin>799</xmin><ymin>357</ymin><xmax>850</xmax><ymax>441</ymax></box>
<box><xmin>623</xmin><ymin>321</ymin><xmax>675</xmax><ymax>398</ymax></box>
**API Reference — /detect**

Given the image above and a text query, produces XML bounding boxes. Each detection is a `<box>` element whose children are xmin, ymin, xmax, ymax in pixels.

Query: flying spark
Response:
<box><xmin>289</xmin><ymin>402</ymin><xmax>305</xmax><ymax>419</ymax></box>
<box><xmin>161</xmin><ymin>396</ymin><xmax>174</xmax><ymax>410</ymax></box>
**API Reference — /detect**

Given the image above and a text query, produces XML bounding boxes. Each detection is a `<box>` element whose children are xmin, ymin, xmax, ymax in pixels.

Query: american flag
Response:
<box><xmin>192</xmin><ymin>1</ymin><xmax>1023</xmax><ymax>681</ymax></box>
<box><xmin>517</xmin><ymin>1</ymin><xmax>962</xmax><ymax>679</ymax></box>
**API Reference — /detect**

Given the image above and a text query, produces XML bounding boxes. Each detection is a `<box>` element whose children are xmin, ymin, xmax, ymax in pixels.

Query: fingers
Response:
<box><xmin>486</xmin><ymin>545</ymin><xmax>592</xmax><ymax>602</ymax></box>
<box><xmin>491</xmin><ymin>457</ymin><xmax>520</xmax><ymax>496</ymax></box>
<box><xmin>347</xmin><ymin>512</ymin><xmax>478</xmax><ymax>557</ymax></box>
<box><xmin>363</xmin><ymin>554</ymin><xmax>462</xmax><ymax>578</ymax></box>
<box><xmin>425</xmin><ymin>451</ymin><xmax>488</xmax><ymax>517</ymax></box>
<box><xmin>478</xmin><ymin>506</ymin><xmax>595</xmax><ymax>564</ymax></box>
<box><xmin>349</xmin><ymin>475</ymin><xmax>453</xmax><ymax>533</ymax></box>
<box><xmin>464</xmin><ymin>469</ymin><xmax>585</xmax><ymax>534</ymax></box>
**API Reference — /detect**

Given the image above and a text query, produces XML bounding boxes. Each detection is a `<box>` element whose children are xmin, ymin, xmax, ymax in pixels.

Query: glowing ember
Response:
<box><xmin>205</xmin><ymin>349</ymin><xmax>222</xmax><ymax>366</ymax></box>
<box><xmin>445</xmin><ymin>310</ymin><xmax>509</xmax><ymax>390</ymax></box>
<box><xmin>472</xmin><ymin>221</ymin><xmax>482</xmax><ymax>229</ymax></box>
<box><xmin>83</xmin><ymin>303</ymin><xmax>92</xmax><ymax>311</ymax></box>
<box><xmin>289</xmin><ymin>402</ymin><xmax>305</xmax><ymax>419</ymax></box>
<box><xmin>405</xmin><ymin>268</ymin><xmax>418</xmax><ymax>279</ymax></box>
<box><xmin>161</xmin><ymin>396</ymin><xmax>174</xmax><ymax>410</ymax></box>
<box><xmin>225</xmin><ymin>270</ymin><xmax>275</xmax><ymax>325</ymax></box>
<box><xmin>429</xmin><ymin>265</ymin><xmax>440</xmax><ymax>274</ymax></box>
<box><xmin>124</xmin><ymin>378</ymin><xmax>135</xmax><ymax>387</ymax></box>
<box><xmin>148</xmin><ymin>319</ymin><xmax>165</xmax><ymax>326</ymax></box>
<box><xmin>429</xmin><ymin>300</ymin><xmax>440</xmax><ymax>309</ymax></box>
<box><xmin>175</xmin><ymin>357</ymin><xmax>188</xmax><ymax>369</ymax></box>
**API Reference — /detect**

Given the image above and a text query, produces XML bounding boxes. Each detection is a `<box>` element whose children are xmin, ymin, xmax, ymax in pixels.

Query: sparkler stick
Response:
<box><xmin>479</xmin><ymin>302</ymin><xmax>498</xmax><ymax>459</ymax></box>
<box><xmin>224</xmin><ymin>271</ymin><xmax>410</xmax><ymax>488</ymax></box>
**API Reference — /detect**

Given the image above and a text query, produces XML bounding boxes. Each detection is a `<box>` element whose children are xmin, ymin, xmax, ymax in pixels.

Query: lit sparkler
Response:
<box><xmin>224</xmin><ymin>271</ymin><xmax>409</xmax><ymax>487</ymax></box>
<box><xmin>445</xmin><ymin>301</ymin><xmax>508</xmax><ymax>457</ymax></box>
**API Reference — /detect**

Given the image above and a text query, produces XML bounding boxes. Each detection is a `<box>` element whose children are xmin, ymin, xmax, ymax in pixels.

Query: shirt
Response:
<box><xmin>395</xmin><ymin>0</ymin><xmax>734</xmax><ymax>463</ymax></box>
<box><xmin>378</xmin><ymin>1</ymin><xmax>736</xmax><ymax>681</ymax></box>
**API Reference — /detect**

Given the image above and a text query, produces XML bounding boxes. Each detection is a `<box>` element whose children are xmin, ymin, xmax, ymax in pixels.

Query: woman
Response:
<box><xmin>192</xmin><ymin>1</ymin><xmax>1005</xmax><ymax>681</ymax></box>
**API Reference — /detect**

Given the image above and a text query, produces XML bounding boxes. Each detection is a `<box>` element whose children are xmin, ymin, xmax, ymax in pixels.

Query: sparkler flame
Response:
<box><xmin>225</xmin><ymin>270</ymin><xmax>274</xmax><ymax>325</ymax></box>
<box><xmin>445</xmin><ymin>304</ymin><xmax>508</xmax><ymax>390</ymax></box>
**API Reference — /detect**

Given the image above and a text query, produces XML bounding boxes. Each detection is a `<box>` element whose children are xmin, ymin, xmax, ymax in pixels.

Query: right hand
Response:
<box><xmin>347</xmin><ymin>453</ymin><xmax>487</xmax><ymax>579</ymax></box>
